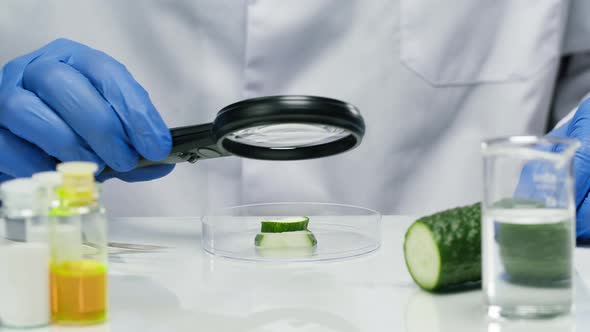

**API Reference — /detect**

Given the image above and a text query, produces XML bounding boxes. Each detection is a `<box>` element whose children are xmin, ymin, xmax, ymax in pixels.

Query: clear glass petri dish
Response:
<box><xmin>202</xmin><ymin>202</ymin><xmax>381</xmax><ymax>262</ymax></box>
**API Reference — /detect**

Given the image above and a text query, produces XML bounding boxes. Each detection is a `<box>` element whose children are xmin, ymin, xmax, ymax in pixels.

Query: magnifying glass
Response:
<box><xmin>116</xmin><ymin>95</ymin><xmax>365</xmax><ymax>171</ymax></box>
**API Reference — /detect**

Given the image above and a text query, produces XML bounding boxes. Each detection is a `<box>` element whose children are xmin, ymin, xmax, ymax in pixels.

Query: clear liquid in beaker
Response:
<box><xmin>483</xmin><ymin>208</ymin><xmax>574</xmax><ymax>318</ymax></box>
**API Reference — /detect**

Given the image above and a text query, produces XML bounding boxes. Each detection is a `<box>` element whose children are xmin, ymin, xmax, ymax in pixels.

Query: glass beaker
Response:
<box><xmin>481</xmin><ymin>136</ymin><xmax>580</xmax><ymax>319</ymax></box>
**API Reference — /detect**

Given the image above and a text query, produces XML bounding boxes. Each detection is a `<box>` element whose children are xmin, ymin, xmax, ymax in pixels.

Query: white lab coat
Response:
<box><xmin>1</xmin><ymin>0</ymin><xmax>589</xmax><ymax>217</ymax></box>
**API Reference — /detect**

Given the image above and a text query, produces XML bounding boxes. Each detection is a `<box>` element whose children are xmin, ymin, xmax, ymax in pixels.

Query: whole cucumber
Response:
<box><xmin>404</xmin><ymin>203</ymin><xmax>481</xmax><ymax>291</ymax></box>
<box><xmin>404</xmin><ymin>200</ymin><xmax>572</xmax><ymax>292</ymax></box>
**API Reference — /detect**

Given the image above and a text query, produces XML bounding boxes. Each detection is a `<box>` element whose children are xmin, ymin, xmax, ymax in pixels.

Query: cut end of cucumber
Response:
<box><xmin>404</xmin><ymin>222</ymin><xmax>440</xmax><ymax>291</ymax></box>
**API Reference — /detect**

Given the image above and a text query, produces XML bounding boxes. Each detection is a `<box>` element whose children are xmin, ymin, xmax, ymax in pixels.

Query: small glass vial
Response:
<box><xmin>0</xmin><ymin>178</ymin><xmax>50</xmax><ymax>328</ymax></box>
<box><xmin>50</xmin><ymin>162</ymin><xmax>108</xmax><ymax>325</ymax></box>
<box><xmin>33</xmin><ymin>171</ymin><xmax>63</xmax><ymax>213</ymax></box>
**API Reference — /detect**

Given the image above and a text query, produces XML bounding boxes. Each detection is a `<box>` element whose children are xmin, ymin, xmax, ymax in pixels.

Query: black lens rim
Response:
<box><xmin>211</xmin><ymin>95</ymin><xmax>365</xmax><ymax>160</ymax></box>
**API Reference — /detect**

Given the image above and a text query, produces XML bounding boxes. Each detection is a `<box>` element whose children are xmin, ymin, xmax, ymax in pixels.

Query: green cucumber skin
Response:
<box><xmin>260</xmin><ymin>219</ymin><xmax>309</xmax><ymax>233</ymax></box>
<box><xmin>405</xmin><ymin>203</ymin><xmax>481</xmax><ymax>291</ymax></box>
<box><xmin>255</xmin><ymin>233</ymin><xmax>264</xmax><ymax>246</ymax></box>
<box><xmin>308</xmin><ymin>232</ymin><xmax>318</xmax><ymax>247</ymax></box>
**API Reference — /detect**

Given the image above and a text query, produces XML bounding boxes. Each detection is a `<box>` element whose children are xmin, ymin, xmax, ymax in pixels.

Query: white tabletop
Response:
<box><xmin>3</xmin><ymin>216</ymin><xmax>590</xmax><ymax>332</ymax></box>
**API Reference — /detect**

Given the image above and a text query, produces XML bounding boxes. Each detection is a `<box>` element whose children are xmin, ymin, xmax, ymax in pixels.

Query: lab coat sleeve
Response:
<box><xmin>550</xmin><ymin>0</ymin><xmax>590</xmax><ymax>128</ymax></box>
<box><xmin>557</xmin><ymin>90</ymin><xmax>590</xmax><ymax>128</ymax></box>
<box><xmin>563</xmin><ymin>0</ymin><xmax>590</xmax><ymax>55</ymax></box>
<box><xmin>550</xmin><ymin>55</ymin><xmax>590</xmax><ymax>128</ymax></box>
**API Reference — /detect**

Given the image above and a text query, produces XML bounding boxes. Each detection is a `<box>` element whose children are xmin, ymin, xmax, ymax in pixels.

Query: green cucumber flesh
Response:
<box><xmin>404</xmin><ymin>222</ymin><xmax>441</xmax><ymax>290</ymax></box>
<box><xmin>260</xmin><ymin>217</ymin><xmax>309</xmax><ymax>233</ymax></box>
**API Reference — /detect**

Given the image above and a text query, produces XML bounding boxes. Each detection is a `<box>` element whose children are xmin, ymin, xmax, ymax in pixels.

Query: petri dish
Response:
<box><xmin>202</xmin><ymin>202</ymin><xmax>381</xmax><ymax>262</ymax></box>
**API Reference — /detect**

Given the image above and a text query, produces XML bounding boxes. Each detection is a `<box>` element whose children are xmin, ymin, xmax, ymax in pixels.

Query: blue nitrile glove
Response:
<box><xmin>546</xmin><ymin>99</ymin><xmax>590</xmax><ymax>239</ymax></box>
<box><xmin>0</xmin><ymin>38</ymin><xmax>174</xmax><ymax>182</ymax></box>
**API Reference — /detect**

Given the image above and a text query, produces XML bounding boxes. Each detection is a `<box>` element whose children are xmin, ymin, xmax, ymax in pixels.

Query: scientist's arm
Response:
<box><xmin>0</xmin><ymin>38</ymin><xmax>174</xmax><ymax>182</ymax></box>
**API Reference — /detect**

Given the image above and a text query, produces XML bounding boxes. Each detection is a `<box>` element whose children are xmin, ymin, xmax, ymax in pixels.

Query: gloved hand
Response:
<box><xmin>0</xmin><ymin>38</ymin><xmax>174</xmax><ymax>182</ymax></box>
<box><xmin>546</xmin><ymin>99</ymin><xmax>590</xmax><ymax>239</ymax></box>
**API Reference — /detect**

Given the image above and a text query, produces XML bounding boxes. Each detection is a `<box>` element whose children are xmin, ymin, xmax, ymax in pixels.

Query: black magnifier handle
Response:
<box><xmin>162</xmin><ymin>123</ymin><xmax>231</xmax><ymax>164</ymax></box>
<box><xmin>102</xmin><ymin>123</ymin><xmax>231</xmax><ymax>174</ymax></box>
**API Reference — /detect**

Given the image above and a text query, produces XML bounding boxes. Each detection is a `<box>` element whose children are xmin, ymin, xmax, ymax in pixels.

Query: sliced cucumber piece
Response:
<box><xmin>255</xmin><ymin>230</ymin><xmax>317</xmax><ymax>258</ymax></box>
<box><xmin>260</xmin><ymin>216</ymin><xmax>310</xmax><ymax>233</ymax></box>
<box><xmin>255</xmin><ymin>230</ymin><xmax>317</xmax><ymax>247</ymax></box>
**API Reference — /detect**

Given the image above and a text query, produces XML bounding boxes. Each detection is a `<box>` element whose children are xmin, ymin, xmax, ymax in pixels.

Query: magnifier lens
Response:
<box><xmin>226</xmin><ymin>123</ymin><xmax>350</xmax><ymax>149</ymax></box>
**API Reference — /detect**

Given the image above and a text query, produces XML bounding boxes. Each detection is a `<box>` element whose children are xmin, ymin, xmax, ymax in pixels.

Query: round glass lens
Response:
<box><xmin>225</xmin><ymin>123</ymin><xmax>350</xmax><ymax>149</ymax></box>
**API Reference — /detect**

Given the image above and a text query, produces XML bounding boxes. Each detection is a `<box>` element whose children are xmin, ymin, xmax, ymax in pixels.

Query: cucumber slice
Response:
<box><xmin>403</xmin><ymin>203</ymin><xmax>481</xmax><ymax>291</ymax></box>
<box><xmin>260</xmin><ymin>217</ymin><xmax>309</xmax><ymax>233</ymax></box>
<box><xmin>255</xmin><ymin>230</ymin><xmax>317</xmax><ymax>258</ymax></box>
<box><xmin>255</xmin><ymin>230</ymin><xmax>317</xmax><ymax>247</ymax></box>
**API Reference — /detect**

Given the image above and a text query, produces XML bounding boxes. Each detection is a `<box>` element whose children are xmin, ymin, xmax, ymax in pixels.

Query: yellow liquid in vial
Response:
<box><xmin>50</xmin><ymin>260</ymin><xmax>107</xmax><ymax>325</ymax></box>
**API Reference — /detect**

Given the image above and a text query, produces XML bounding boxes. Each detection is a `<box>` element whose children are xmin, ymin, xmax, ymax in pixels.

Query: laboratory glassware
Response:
<box><xmin>202</xmin><ymin>202</ymin><xmax>381</xmax><ymax>262</ymax></box>
<box><xmin>481</xmin><ymin>136</ymin><xmax>579</xmax><ymax>318</ymax></box>
<box><xmin>49</xmin><ymin>162</ymin><xmax>108</xmax><ymax>325</ymax></box>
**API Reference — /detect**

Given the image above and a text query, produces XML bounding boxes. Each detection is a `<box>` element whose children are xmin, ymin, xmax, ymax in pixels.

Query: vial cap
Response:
<box><xmin>57</xmin><ymin>162</ymin><xmax>99</xmax><ymax>175</ymax></box>
<box><xmin>0</xmin><ymin>178</ymin><xmax>40</xmax><ymax>210</ymax></box>
<box><xmin>33</xmin><ymin>171</ymin><xmax>63</xmax><ymax>188</ymax></box>
<box><xmin>56</xmin><ymin>162</ymin><xmax>98</xmax><ymax>206</ymax></box>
